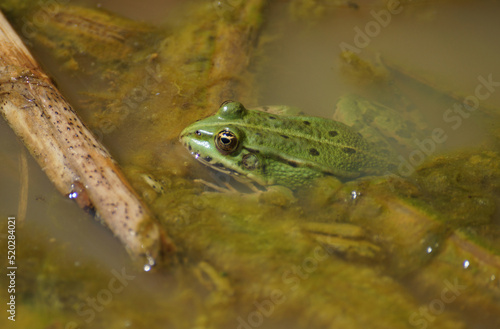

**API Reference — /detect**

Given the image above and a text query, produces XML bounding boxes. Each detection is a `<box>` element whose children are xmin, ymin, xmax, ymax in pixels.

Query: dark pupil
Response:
<box><xmin>221</xmin><ymin>136</ymin><xmax>231</xmax><ymax>144</ymax></box>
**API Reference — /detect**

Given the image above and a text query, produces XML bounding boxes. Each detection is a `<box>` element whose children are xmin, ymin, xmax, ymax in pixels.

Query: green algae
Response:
<box><xmin>413</xmin><ymin>150</ymin><xmax>500</xmax><ymax>227</ymax></box>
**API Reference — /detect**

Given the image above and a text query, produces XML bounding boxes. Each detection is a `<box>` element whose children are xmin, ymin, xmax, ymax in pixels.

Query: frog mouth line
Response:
<box><xmin>193</xmin><ymin>151</ymin><xmax>242</xmax><ymax>178</ymax></box>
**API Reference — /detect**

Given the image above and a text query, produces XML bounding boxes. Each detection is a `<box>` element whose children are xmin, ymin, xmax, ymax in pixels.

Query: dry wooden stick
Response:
<box><xmin>0</xmin><ymin>11</ymin><xmax>173</xmax><ymax>267</ymax></box>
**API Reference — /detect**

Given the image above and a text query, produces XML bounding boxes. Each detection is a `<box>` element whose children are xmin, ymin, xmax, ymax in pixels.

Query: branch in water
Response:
<box><xmin>0</xmin><ymin>10</ymin><xmax>174</xmax><ymax>268</ymax></box>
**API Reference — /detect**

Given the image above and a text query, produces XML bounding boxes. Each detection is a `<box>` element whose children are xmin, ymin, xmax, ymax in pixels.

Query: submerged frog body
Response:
<box><xmin>179</xmin><ymin>100</ymin><xmax>397</xmax><ymax>188</ymax></box>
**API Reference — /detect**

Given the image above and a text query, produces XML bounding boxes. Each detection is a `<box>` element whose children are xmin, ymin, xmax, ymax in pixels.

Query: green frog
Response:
<box><xmin>179</xmin><ymin>97</ymin><xmax>405</xmax><ymax>189</ymax></box>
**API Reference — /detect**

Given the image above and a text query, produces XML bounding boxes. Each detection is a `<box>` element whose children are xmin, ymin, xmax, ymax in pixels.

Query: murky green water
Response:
<box><xmin>1</xmin><ymin>1</ymin><xmax>499</xmax><ymax>328</ymax></box>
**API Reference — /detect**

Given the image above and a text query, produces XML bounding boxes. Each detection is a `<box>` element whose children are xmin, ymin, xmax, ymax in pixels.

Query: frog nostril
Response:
<box><xmin>195</xmin><ymin>130</ymin><xmax>201</xmax><ymax>136</ymax></box>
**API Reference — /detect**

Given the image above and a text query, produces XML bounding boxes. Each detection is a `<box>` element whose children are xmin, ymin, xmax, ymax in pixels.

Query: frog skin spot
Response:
<box><xmin>309</xmin><ymin>148</ymin><xmax>320</xmax><ymax>156</ymax></box>
<box><xmin>342</xmin><ymin>147</ymin><xmax>356</xmax><ymax>154</ymax></box>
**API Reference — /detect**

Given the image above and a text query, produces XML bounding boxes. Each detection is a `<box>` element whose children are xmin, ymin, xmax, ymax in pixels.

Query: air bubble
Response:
<box><xmin>143</xmin><ymin>254</ymin><xmax>156</xmax><ymax>272</ymax></box>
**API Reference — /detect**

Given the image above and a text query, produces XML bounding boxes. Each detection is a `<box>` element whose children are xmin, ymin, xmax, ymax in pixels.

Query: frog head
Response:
<box><xmin>179</xmin><ymin>101</ymin><xmax>268</xmax><ymax>186</ymax></box>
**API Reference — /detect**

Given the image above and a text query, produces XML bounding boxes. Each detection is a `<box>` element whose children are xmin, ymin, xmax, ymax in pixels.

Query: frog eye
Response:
<box><xmin>215</xmin><ymin>130</ymin><xmax>239</xmax><ymax>155</ymax></box>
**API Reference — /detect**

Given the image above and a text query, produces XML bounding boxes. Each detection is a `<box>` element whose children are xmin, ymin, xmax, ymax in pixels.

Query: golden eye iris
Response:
<box><xmin>215</xmin><ymin>130</ymin><xmax>239</xmax><ymax>154</ymax></box>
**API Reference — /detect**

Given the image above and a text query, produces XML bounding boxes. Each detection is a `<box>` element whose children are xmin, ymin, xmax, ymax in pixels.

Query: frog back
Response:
<box><xmin>233</xmin><ymin>109</ymin><xmax>394</xmax><ymax>178</ymax></box>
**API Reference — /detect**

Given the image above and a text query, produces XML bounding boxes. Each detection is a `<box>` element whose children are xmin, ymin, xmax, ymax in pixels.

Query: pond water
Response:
<box><xmin>0</xmin><ymin>0</ymin><xmax>499</xmax><ymax>328</ymax></box>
